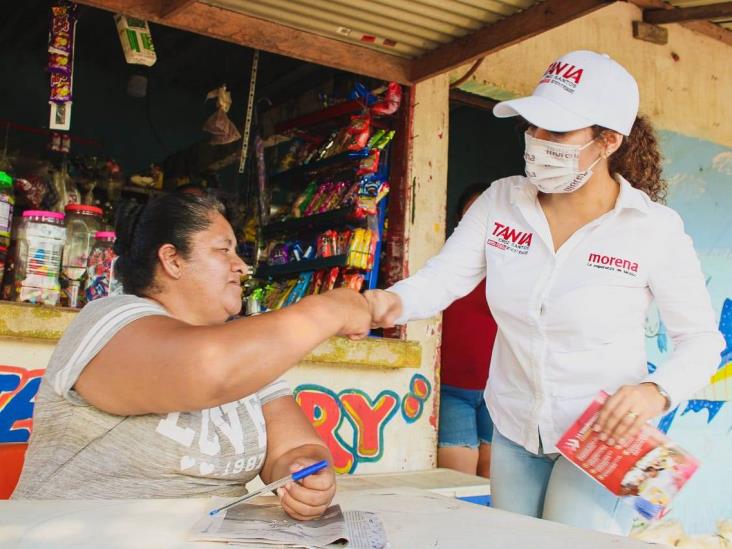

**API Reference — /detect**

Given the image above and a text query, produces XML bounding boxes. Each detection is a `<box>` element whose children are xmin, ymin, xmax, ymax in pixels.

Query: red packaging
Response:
<box><xmin>324</xmin><ymin>267</ymin><xmax>340</xmax><ymax>292</ymax></box>
<box><xmin>318</xmin><ymin>182</ymin><xmax>347</xmax><ymax>213</ymax></box>
<box><xmin>370</xmin><ymin>82</ymin><xmax>402</xmax><ymax>116</ymax></box>
<box><xmin>310</xmin><ymin>270</ymin><xmax>326</xmax><ymax>295</ymax></box>
<box><xmin>366</xmin><ymin>229</ymin><xmax>378</xmax><ymax>270</ymax></box>
<box><xmin>336</xmin><ymin>230</ymin><xmax>352</xmax><ymax>256</ymax></box>
<box><xmin>304</xmin><ymin>183</ymin><xmax>330</xmax><ymax>216</ymax></box>
<box><xmin>556</xmin><ymin>391</ymin><xmax>699</xmax><ymax>520</ymax></box>
<box><xmin>317</xmin><ymin>230</ymin><xmax>338</xmax><ymax>258</ymax></box>
<box><xmin>347</xmin><ymin>113</ymin><xmax>371</xmax><ymax>151</ymax></box>
<box><xmin>357</xmin><ymin>150</ymin><xmax>380</xmax><ymax>176</ymax></box>
<box><xmin>341</xmin><ymin>272</ymin><xmax>364</xmax><ymax>292</ymax></box>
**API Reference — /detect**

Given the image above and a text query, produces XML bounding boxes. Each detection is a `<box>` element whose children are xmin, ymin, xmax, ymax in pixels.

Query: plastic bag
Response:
<box><xmin>203</xmin><ymin>85</ymin><xmax>241</xmax><ymax>145</ymax></box>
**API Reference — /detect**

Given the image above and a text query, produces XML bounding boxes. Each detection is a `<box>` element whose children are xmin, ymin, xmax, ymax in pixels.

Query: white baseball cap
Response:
<box><xmin>493</xmin><ymin>50</ymin><xmax>639</xmax><ymax>136</ymax></box>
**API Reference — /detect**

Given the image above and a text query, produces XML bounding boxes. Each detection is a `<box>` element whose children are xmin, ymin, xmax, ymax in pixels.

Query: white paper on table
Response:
<box><xmin>189</xmin><ymin>497</ymin><xmax>386</xmax><ymax>548</ymax></box>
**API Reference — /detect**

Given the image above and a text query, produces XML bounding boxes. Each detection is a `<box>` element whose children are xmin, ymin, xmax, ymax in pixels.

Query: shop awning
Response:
<box><xmin>75</xmin><ymin>0</ymin><xmax>732</xmax><ymax>84</ymax></box>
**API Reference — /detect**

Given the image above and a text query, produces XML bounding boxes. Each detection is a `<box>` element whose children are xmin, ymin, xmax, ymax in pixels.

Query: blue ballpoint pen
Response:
<box><xmin>208</xmin><ymin>459</ymin><xmax>329</xmax><ymax>516</ymax></box>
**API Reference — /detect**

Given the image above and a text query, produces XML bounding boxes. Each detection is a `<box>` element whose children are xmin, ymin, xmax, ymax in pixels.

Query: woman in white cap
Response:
<box><xmin>363</xmin><ymin>50</ymin><xmax>723</xmax><ymax>534</ymax></box>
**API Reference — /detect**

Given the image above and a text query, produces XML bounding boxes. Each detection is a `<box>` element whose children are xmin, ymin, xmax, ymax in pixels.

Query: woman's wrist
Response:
<box><xmin>294</xmin><ymin>294</ymin><xmax>344</xmax><ymax>337</ymax></box>
<box><xmin>640</xmin><ymin>382</ymin><xmax>671</xmax><ymax>414</ymax></box>
<box><xmin>266</xmin><ymin>444</ymin><xmax>331</xmax><ymax>484</ymax></box>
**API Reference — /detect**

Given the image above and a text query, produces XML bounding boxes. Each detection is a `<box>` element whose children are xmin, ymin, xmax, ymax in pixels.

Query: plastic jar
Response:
<box><xmin>62</xmin><ymin>204</ymin><xmax>103</xmax><ymax>307</ymax></box>
<box><xmin>14</xmin><ymin>210</ymin><xmax>66</xmax><ymax>306</ymax></box>
<box><xmin>0</xmin><ymin>171</ymin><xmax>14</xmax><ymax>250</ymax></box>
<box><xmin>85</xmin><ymin>231</ymin><xmax>117</xmax><ymax>302</ymax></box>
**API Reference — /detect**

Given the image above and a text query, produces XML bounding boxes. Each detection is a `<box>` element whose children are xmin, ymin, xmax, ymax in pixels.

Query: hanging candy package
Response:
<box><xmin>370</xmin><ymin>82</ymin><xmax>402</xmax><ymax>116</ymax></box>
<box><xmin>48</xmin><ymin>1</ymin><xmax>77</xmax><ymax>130</ymax></box>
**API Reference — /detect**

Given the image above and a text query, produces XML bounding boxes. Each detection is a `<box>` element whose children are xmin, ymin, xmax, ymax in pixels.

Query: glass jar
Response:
<box><xmin>85</xmin><ymin>231</ymin><xmax>117</xmax><ymax>302</ymax></box>
<box><xmin>0</xmin><ymin>171</ymin><xmax>14</xmax><ymax>250</ymax></box>
<box><xmin>14</xmin><ymin>210</ymin><xmax>66</xmax><ymax>306</ymax></box>
<box><xmin>62</xmin><ymin>204</ymin><xmax>103</xmax><ymax>307</ymax></box>
<box><xmin>1</xmin><ymin>216</ymin><xmax>21</xmax><ymax>300</ymax></box>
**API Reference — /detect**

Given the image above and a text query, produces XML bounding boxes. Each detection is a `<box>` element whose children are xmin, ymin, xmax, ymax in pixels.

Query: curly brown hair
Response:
<box><xmin>594</xmin><ymin>115</ymin><xmax>667</xmax><ymax>203</ymax></box>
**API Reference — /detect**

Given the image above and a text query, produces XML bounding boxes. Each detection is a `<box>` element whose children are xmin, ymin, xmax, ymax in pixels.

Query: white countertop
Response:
<box><xmin>1</xmin><ymin>486</ymin><xmax>651</xmax><ymax>548</ymax></box>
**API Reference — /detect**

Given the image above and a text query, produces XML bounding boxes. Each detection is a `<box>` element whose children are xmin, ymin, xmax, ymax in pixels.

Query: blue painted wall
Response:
<box><xmin>647</xmin><ymin>131</ymin><xmax>732</xmax><ymax>534</ymax></box>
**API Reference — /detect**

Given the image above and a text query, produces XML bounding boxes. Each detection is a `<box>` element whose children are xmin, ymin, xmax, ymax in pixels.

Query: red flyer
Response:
<box><xmin>556</xmin><ymin>391</ymin><xmax>699</xmax><ymax>520</ymax></box>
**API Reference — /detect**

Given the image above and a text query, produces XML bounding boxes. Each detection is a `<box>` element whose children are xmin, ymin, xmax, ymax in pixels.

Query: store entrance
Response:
<box><xmin>446</xmin><ymin>92</ymin><xmax>525</xmax><ymax>235</ymax></box>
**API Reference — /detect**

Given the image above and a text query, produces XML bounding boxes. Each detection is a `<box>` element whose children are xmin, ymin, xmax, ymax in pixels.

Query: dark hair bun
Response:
<box><xmin>113</xmin><ymin>202</ymin><xmax>146</xmax><ymax>257</ymax></box>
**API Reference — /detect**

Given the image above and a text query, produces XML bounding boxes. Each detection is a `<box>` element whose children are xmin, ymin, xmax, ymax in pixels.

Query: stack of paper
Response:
<box><xmin>189</xmin><ymin>500</ymin><xmax>387</xmax><ymax>548</ymax></box>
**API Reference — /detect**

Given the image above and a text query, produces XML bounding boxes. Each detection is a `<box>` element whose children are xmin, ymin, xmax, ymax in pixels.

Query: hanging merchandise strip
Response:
<box><xmin>48</xmin><ymin>1</ymin><xmax>78</xmax><ymax>132</ymax></box>
<box><xmin>238</xmin><ymin>49</ymin><xmax>259</xmax><ymax>174</ymax></box>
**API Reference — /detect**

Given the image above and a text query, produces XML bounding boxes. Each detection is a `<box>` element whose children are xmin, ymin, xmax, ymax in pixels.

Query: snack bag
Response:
<box><xmin>557</xmin><ymin>391</ymin><xmax>699</xmax><ymax>520</ymax></box>
<box><xmin>370</xmin><ymin>82</ymin><xmax>402</xmax><ymax>116</ymax></box>
<box><xmin>346</xmin><ymin>113</ymin><xmax>371</xmax><ymax>151</ymax></box>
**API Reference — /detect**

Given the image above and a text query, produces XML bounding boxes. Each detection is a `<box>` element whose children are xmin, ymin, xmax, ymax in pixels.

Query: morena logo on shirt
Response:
<box><xmin>587</xmin><ymin>252</ymin><xmax>639</xmax><ymax>276</ymax></box>
<box><xmin>538</xmin><ymin>61</ymin><xmax>584</xmax><ymax>94</ymax></box>
<box><xmin>487</xmin><ymin>221</ymin><xmax>533</xmax><ymax>256</ymax></box>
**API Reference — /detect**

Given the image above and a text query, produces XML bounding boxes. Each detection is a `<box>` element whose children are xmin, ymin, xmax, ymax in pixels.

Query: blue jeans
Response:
<box><xmin>438</xmin><ymin>385</ymin><xmax>493</xmax><ymax>448</ymax></box>
<box><xmin>490</xmin><ymin>429</ymin><xmax>635</xmax><ymax>535</ymax></box>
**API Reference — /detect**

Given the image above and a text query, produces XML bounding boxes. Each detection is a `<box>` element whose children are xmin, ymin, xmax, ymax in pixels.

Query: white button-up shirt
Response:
<box><xmin>390</xmin><ymin>175</ymin><xmax>723</xmax><ymax>453</ymax></box>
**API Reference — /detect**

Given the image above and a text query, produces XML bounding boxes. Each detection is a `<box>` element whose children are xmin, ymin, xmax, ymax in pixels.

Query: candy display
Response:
<box><xmin>84</xmin><ymin>231</ymin><xmax>117</xmax><ymax>302</ymax></box>
<box><xmin>13</xmin><ymin>211</ymin><xmax>66</xmax><ymax>306</ymax></box>
<box><xmin>288</xmin><ymin>176</ymin><xmax>388</xmax><ymax>220</ymax></box>
<box><xmin>243</xmin><ymin>82</ymin><xmax>401</xmax><ymax>317</ymax></box>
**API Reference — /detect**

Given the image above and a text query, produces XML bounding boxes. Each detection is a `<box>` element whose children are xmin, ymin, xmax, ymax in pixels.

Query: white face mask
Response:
<box><xmin>524</xmin><ymin>132</ymin><xmax>602</xmax><ymax>193</ymax></box>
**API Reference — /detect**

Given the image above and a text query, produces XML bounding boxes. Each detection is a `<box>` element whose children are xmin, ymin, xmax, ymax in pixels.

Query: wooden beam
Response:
<box><xmin>632</xmin><ymin>20</ymin><xmax>668</xmax><ymax>44</ymax></box>
<box><xmin>74</xmin><ymin>0</ymin><xmax>413</xmax><ymax>84</ymax></box>
<box><xmin>644</xmin><ymin>2</ymin><xmax>732</xmax><ymax>24</ymax></box>
<box><xmin>449</xmin><ymin>89</ymin><xmax>497</xmax><ymax>111</ymax></box>
<box><xmin>159</xmin><ymin>0</ymin><xmax>197</xmax><ymax>19</ymax></box>
<box><xmin>410</xmin><ymin>0</ymin><xmax>613</xmax><ymax>83</ymax></box>
<box><xmin>628</xmin><ymin>0</ymin><xmax>732</xmax><ymax>47</ymax></box>
<box><xmin>681</xmin><ymin>18</ymin><xmax>732</xmax><ymax>47</ymax></box>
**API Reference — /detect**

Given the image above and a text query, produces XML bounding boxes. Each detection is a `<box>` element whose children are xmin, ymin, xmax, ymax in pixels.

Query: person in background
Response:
<box><xmin>13</xmin><ymin>193</ymin><xmax>371</xmax><ymax>522</ymax></box>
<box><xmin>363</xmin><ymin>50</ymin><xmax>723</xmax><ymax>535</ymax></box>
<box><xmin>438</xmin><ymin>183</ymin><xmax>497</xmax><ymax>479</ymax></box>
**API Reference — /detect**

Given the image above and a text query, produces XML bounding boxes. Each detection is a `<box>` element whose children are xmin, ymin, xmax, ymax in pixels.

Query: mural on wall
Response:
<box><xmin>0</xmin><ymin>365</ymin><xmax>44</xmax><ymax>444</ymax></box>
<box><xmin>642</xmin><ymin>132</ymin><xmax>732</xmax><ymax>534</ymax></box>
<box><xmin>295</xmin><ymin>373</ymin><xmax>432</xmax><ymax>474</ymax></box>
<box><xmin>647</xmin><ymin>298</ymin><xmax>731</xmax><ymax>434</ymax></box>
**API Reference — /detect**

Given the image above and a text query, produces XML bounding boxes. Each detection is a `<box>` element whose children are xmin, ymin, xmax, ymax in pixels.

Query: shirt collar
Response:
<box><xmin>510</xmin><ymin>174</ymin><xmax>651</xmax><ymax>214</ymax></box>
<box><xmin>614</xmin><ymin>174</ymin><xmax>651</xmax><ymax>214</ymax></box>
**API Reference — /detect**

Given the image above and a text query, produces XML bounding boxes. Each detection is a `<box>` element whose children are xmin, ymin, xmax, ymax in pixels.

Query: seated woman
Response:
<box><xmin>12</xmin><ymin>193</ymin><xmax>371</xmax><ymax>521</ymax></box>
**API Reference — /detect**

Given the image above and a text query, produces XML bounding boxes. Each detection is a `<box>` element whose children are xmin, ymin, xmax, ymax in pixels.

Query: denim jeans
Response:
<box><xmin>490</xmin><ymin>428</ymin><xmax>635</xmax><ymax>535</ymax></box>
<box><xmin>438</xmin><ymin>385</ymin><xmax>494</xmax><ymax>448</ymax></box>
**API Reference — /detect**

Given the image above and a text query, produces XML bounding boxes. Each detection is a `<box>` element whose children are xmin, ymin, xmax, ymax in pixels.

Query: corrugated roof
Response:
<box><xmin>665</xmin><ymin>0</ymin><xmax>732</xmax><ymax>30</ymax></box>
<box><xmin>202</xmin><ymin>0</ymin><xmax>538</xmax><ymax>58</ymax></box>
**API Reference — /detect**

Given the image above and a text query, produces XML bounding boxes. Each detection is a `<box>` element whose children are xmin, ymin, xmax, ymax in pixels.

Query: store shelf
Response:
<box><xmin>255</xmin><ymin>254</ymin><xmax>349</xmax><ymax>278</ymax></box>
<box><xmin>274</xmin><ymin>100</ymin><xmax>365</xmax><ymax>134</ymax></box>
<box><xmin>121</xmin><ymin>185</ymin><xmax>164</xmax><ymax>197</ymax></box>
<box><xmin>262</xmin><ymin>206</ymin><xmax>366</xmax><ymax>239</ymax></box>
<box><xmin>269</xmin><ymin>149</ymin><xmax>369</xmax><ymax>184</ymax></box>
